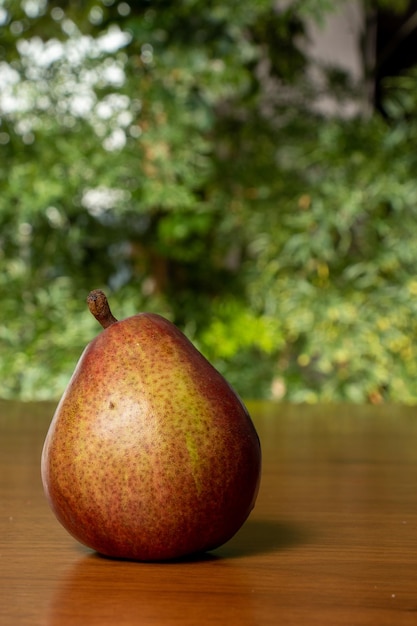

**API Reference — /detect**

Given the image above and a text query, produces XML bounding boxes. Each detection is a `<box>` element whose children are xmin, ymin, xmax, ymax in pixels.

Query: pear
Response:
<box><xmin>41</xmin><ymin>290</ymin><xmax>261</xmax><ymax>561</ymax></box>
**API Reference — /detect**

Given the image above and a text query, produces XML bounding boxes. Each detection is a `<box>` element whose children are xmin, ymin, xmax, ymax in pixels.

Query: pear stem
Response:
<box><xmin>87</xmin><ymin>290</ymin><xmax>118</xmax><ymax>329</ymax></box>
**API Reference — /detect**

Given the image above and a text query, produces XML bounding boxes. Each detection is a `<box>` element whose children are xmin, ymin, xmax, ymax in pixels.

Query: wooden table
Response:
<box><xmin>1</xmin><ymin>399</ymin><xmax>417</xmax><ymax>625</ymax></box>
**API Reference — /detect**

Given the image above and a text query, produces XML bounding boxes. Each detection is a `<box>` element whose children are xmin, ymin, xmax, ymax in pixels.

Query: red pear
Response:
<box><xmin>41</xmin><ymin>290</ymin><xmax>261</xmax><ymax>561</ymax></box>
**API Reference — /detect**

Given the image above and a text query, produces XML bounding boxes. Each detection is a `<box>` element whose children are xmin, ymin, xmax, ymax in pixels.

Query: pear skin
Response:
<box><xmin>41</xmin><ymin>291</ymin><xmax>261</xmax><ymax>561</ymax></box>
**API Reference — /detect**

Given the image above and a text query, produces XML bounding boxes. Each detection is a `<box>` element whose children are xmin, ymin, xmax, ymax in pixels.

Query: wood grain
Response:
<box><xmin>1</xmin><ymin>400</ymin><xmax>417</xmax><ymax>625</ymax></box>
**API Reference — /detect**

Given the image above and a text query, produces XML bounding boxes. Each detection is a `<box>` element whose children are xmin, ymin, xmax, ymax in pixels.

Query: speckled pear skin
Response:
<box><xmin>41</xmin><ymin>312</ymin><xmax>261</xmax><ymax>561</ymax></box>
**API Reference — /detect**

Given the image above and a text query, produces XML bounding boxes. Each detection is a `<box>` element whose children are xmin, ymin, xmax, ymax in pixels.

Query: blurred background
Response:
<box><xmin>1</xmin><ymin>0</ymin><xmax>417</xmax><ymax>404</ymax></box>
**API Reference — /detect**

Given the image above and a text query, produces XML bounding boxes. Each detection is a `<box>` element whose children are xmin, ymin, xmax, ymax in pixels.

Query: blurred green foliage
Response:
<box><xmin>1</xmin><ymin>0</ymin><xmax>417</xmax><ymax>403</ymax></box>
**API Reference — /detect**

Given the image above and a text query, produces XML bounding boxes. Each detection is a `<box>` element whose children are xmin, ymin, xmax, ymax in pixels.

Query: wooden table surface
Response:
<box><xmin>1</xmin><ymin>399</ymin><xmax>417</xmax><ymax>625</ymax></box>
